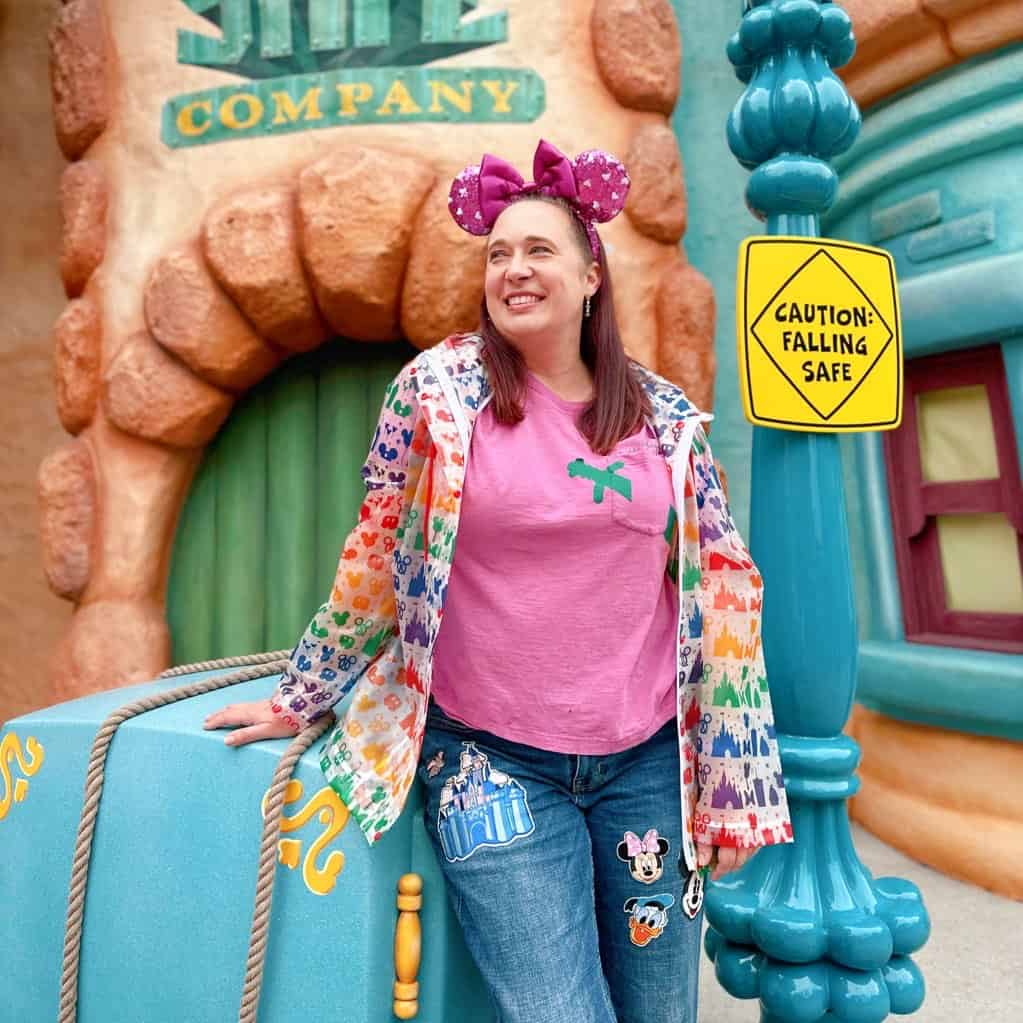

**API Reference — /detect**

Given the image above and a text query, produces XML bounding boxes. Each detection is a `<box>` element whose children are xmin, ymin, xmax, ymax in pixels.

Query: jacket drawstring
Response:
<box><xmin>424</xmin><ymin>442</ymin><xmax>436</xmax><ymax>564</ymax></box>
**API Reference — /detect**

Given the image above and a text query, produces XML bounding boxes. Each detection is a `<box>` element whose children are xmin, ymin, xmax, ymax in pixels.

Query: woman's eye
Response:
<box><xmin>530</xmin><ymin>245</ymin><xmax>551</xmax><ymax>254</ymax></box>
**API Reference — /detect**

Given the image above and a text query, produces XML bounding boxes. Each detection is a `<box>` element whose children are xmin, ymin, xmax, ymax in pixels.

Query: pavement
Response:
<box><xmin>697</xmin><ymin>823</ymin><xmax>1023</xmax><ymax>1021</ymax></box>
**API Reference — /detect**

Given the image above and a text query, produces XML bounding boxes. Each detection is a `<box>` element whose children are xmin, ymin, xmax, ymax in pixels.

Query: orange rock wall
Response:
<box><xmin>0</xmin><ymin>0</ymin><xmax>74</xmax><ymax>725</ymax></box>
<box><xmin>29</xmin><ymin>0</ymin><xmax>720</xmax><ymax>705</ymax></box>
<box><xmin>5</xmin><ymin>0</ymin><xmax>1020</xmax><ymax>723</ymax></box>
<box><xmin>848</xmin><ymin>706</ymin><xmax>1023</xmax><ymax>899</ymax></box>
<box><xmin>841</xmin><ymin>0</ymin><xmax>1023</xmax><ymax>107</ymax></box>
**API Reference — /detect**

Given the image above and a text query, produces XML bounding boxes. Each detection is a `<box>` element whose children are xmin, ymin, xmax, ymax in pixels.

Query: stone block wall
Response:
<box><xmin>25</xmin><ymin>0</ymin><xmax>719</xmax><ymax>709</ymax></box>
<box><xmin>0</xmin><ymin>0</ymin><xmax>73</xmax><ymax>725</ymax></box>
<box><xmin>9</xmin><ymin>0</ymin><xmax>1019</xmax><ymax>720</ymax></box>
<box><xmin>841</xmin><ymin>0</ymin><xmax>1023</xmax><ymax>107</ymax></box>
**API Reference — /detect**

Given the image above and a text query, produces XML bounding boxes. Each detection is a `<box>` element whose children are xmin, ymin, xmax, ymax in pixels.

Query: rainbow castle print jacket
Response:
<box><xmin>272</xmin><ymin>335</ymin><xmax>792</xmax><ymax>871</ymax></box>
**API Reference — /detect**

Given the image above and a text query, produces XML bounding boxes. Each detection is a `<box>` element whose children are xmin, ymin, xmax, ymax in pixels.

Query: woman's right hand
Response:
<box><xmin>203</xmin><ymin>699</ymin><xmax>301</xmax><ymax>746</ymax></box>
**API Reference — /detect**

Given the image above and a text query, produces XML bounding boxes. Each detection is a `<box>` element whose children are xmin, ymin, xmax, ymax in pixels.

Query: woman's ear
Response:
<box><xmin>586</xmin><ymin>261</ymin><xmax>602</xmax><ymax>296</ymax></box>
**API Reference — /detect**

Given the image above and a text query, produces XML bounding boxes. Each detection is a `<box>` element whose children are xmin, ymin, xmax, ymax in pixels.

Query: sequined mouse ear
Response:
<box><xmin>448</xmin><ymin>165</ymin><xmax>490</xmax><ymax>237</ymax></box>
<box><xmin>572</xmin><ymin>151</ymin><xmax>630</xmax><ymax>224</ymax></box>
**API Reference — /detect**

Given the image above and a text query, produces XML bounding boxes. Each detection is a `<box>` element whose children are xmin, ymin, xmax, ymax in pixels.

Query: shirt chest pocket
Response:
<box><xmin>608</xmin><ymin>439</ymin><xmax>672</xmax><ymax>538</ymax></box>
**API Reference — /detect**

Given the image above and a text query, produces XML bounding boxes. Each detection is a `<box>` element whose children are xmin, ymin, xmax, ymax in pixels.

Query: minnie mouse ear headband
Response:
<box><xmin>447</xmin><ymin>139</ymin><xmax>630</xmax><ymax>259</ymax></box>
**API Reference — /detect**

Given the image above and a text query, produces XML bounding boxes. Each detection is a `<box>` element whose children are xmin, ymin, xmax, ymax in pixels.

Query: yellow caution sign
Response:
<box><xmin>736</xmin><ymin>237</ymin><xmax>902</xmax><ymax>432</ymax></box>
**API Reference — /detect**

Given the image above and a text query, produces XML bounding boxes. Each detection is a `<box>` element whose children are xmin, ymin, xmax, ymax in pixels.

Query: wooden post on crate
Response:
<box><xmin>393</xmin><ymin>873</ymin><xmax>423</xmax><ymax>1019</ymax></box>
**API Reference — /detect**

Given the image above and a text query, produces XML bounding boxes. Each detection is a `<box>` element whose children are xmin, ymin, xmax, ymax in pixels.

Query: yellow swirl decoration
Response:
<box><xmin>261</xmin><ymin>780</ymin><xmax>350</xmax><ymax>896</ymax></box>
<box><xmin>0</xmin><ymin>733</ymin><xmax>46</xmax><ymax>822</ymax></box>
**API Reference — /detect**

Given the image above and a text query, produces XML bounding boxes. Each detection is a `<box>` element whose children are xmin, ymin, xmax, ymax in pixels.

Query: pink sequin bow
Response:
<box><xmin>624</xmin><ymin>829</ymin><xmax>662</xmax><ymax>857</ymax></box>
<box><xmin>447</xmin><ymin>139</ymin><xmax>630</xmax><ymax>258</ymax></box>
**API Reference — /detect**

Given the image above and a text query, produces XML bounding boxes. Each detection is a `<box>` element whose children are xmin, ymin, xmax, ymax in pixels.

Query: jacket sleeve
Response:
<box><xmin>270</xmin><ymin>366</ymin><xmax>419</xmax><ymax>729</ymax></box>
<box><xmin>691</xmin><ymin>424</ymin><xmax>793</xmax><ymax>850</ymax></box>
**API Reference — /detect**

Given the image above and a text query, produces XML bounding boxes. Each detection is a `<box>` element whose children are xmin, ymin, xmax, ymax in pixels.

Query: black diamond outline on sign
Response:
<box><xmin>750</xmin><ymin>248</ymin><xmax>895</xmax><ymax>421</ymax></box>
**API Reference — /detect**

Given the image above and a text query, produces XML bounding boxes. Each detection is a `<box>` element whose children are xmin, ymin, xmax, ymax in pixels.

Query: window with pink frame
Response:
<box><xmin>883</xmin><ymin>344</ymin><xmax>1023</xmax><ymax>654</ymax></box>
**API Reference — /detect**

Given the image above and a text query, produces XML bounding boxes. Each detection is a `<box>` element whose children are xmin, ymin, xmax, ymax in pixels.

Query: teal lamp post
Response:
<box><xmin>704</xmin><ymin>2</ymin><xmax>931</xmax><ymax>1020</ymax></box>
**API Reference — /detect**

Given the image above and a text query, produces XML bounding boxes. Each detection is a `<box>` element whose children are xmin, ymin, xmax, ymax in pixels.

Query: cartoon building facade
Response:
<box><xmin>3</xmin><ymin>0</ymin><xmax>1021</xmax><ymax>909</ymax></box>
<box><xmin>671</xmin><ymin>2</ymin><xmax>1022</xmax><ymax>900</ymax></box>
<box><xmin>828</xmin><ymin>39</ymin><xmax>1023</xmax><ymax>900</ymax></box>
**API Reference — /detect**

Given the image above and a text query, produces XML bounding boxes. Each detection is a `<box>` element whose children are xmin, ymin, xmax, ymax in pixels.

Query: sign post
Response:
<box><xmin>704</xmin><ymin>4</ymin><xmax>930</xmax><ymax>1021</ymax></box>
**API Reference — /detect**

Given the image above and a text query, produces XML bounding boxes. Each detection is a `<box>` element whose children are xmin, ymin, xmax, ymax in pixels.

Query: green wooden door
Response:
<box><xmin>167</xmin><ymin>340</ymin><xmax>416</xmax><ymax>665</ymax></box>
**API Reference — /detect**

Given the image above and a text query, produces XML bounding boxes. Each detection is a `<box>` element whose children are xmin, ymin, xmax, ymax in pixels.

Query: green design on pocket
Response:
<box><xmin>567</xmin><ymin>458</ymin><xmax>632</xmax><ymax>503</ymax></box>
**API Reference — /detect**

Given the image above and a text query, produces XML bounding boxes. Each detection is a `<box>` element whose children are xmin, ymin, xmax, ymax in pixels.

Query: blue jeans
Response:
<box><xmin>419</xmin><ymin>701</ymin><xmax>703</xmax><ymax>1023</ymax></box>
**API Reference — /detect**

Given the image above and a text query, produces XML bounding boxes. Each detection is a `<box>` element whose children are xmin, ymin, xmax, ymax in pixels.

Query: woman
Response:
<box><xmin>205</xmin><ymin>140</ymin><xmax>791</xmax><ymax>1023</ymax></box>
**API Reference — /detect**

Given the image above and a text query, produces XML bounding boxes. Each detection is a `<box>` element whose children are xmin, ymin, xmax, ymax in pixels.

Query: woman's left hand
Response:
<box><xmin>696</xmin><ymin>841</ymin><xmax>755</xmax><ymax>881</ymax></box>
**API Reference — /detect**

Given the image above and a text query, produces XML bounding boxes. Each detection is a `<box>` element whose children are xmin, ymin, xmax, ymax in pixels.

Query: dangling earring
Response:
<box><xmin>584</xmin><ymin>295</ymin><xmax>591</xmax><ymax>318</ymax></box>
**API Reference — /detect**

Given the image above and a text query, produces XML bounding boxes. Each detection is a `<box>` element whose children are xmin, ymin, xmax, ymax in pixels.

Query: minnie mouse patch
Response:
<box><xmin>617</xmin><ymin>829</ymin><xmax>670</xmax><ymax>884</ymax></box>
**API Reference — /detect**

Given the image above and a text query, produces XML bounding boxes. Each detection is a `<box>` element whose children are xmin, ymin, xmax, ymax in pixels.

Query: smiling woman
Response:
<box><xmin>478</xmin><ymin>194</ymin><xmax>652</xmax><ymax>454</ymax></box>
<box><xmin>206</xmin><ymin>139</ymin><xmax>790</xmax><ymax>1023</ymax></box>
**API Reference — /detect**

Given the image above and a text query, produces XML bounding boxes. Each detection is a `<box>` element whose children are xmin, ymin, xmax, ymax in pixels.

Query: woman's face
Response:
<box><xmin>484</xmin><ymin>199</ymin><xmax>600</xmax><ymax>349</ymax></box>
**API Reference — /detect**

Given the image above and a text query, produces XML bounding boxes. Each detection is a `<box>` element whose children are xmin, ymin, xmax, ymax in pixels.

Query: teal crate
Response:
<box><xmin>0</xmin><ymin>669</ymin><xmax>493</xmax><ymax>1022</ymax></box>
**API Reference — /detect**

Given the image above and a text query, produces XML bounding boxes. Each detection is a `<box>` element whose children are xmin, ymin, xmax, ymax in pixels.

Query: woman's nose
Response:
<box><xmin>506</xmin><ymin>252</ymin><xmax>531</xmax><ymax>278</ymax></box>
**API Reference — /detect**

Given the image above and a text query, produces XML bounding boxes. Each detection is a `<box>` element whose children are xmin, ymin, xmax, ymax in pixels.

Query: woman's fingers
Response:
<box><xmin>695</xmin><ymin>842</ymin><xmax>760</xmax><ymax>881</ymax></box>
<box><xmin>203</xmin><ymin>699</ymin><xmax>299</xmax><ymax>745</ymax></box>
<box><xmin>711</xmin><ymin>846</ymin><xmax>737</xmax><ymax>880</ymax></box>
<box><xmin>711</xmin><ymin>846</ymin><xmax>756</xmax><ymax>880</ymax></box>
<box><xmin>223</xmin><ymin>720</ymin><xmax>293</xmax><ymax>747</ymax></box>
<box><xmin>203</xmin><ymin>701</ymin><xmax>265</xmax><ymax>729</ymax></box>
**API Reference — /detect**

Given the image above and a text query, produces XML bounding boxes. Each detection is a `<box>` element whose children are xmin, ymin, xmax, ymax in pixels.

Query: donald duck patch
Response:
<box><xmin>623</xmin><ymin>894</ymin><xmax>675</xmax><ymax>947</ymax></box>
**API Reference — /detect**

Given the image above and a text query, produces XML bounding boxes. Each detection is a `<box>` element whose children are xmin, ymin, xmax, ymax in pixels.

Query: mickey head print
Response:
<box><xmin>617</xmin><ymin>828</ymin><xmax>670</xmax><ymax>884</ymax></box>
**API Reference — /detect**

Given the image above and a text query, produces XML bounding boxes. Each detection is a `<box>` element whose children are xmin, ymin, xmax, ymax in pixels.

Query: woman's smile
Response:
<box><xmin>504</xmin><ymin>292</ymin><xmax>546</xmax><ymax>311</ymax></box>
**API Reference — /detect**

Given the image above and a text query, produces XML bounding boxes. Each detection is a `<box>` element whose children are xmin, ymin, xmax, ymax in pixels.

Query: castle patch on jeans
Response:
<box><xmin>437</xmin><ymin>743</ymin><xmax>534</xmax><ymax>862</ymax></box>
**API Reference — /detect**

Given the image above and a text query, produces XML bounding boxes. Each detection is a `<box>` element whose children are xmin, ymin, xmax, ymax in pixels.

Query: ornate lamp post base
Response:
<box><xmin>705</xmin><ymin>735</ymin><xmax>928</xmax><ymax>1020</ymax></box>
<box><xmin>707</xmin><ymin>937</ymin><xmax>926</xmax><ymax>1022</ymax></box>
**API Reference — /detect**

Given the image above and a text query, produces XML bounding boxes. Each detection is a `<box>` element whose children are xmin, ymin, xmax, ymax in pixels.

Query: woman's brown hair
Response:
<box><xmin>477</xmin><ymin>195</ymin><xmax>652</xmax><ymax>455</ymax></box>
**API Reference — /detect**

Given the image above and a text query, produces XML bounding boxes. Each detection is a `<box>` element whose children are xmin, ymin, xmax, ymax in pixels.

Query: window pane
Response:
<box><xmin>937</xmin><ymin>514</ymin><xmax>1023</xmax><ymax>613</ymax></box>
<box><xmin>917</xmin><ymin>385</ymin><xmax>999</xmax><ymax>482</ymax></box>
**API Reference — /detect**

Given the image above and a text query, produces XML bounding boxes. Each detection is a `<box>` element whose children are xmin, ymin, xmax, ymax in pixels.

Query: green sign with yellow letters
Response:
<box><xmin>163</xmin><ymin>0</ymin><xmax>546</xmax><ymax>148</ymax></box>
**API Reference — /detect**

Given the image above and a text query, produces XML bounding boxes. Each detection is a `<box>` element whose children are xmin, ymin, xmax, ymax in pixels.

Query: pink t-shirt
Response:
<box><xmin>430</xmin><ymin>373</ymin><xmax>679</xmax><ymax>754</ymax></box>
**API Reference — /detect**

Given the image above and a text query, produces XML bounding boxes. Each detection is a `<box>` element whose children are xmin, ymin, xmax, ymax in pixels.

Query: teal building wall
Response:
<box><xmin>826</xmin><ymin>45</ymin><xmax>1023</xmax><ymax>742</ymax></box>
<box><xmin>668</xmin><ymin>7</ymin><xmax>1021</xmax><ymax>741</ymax></box>
<box><xmin>670</xmin><ymin>0</ymin><xmax>760</xmax><ymax>539</ymax></box>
